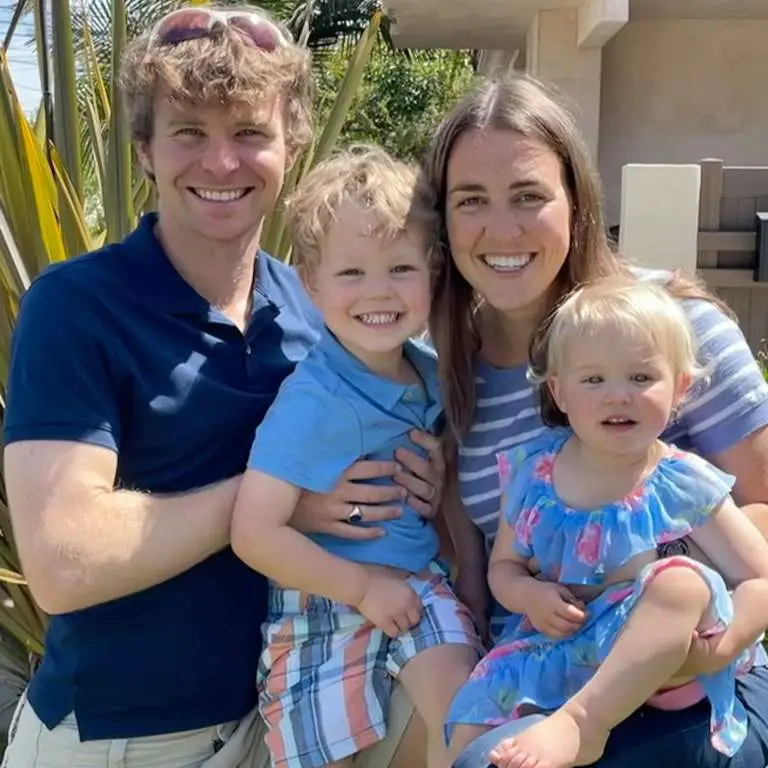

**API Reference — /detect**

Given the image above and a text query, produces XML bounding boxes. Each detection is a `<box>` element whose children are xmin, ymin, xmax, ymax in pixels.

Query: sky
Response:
<box><xmin>1</xmin><ymin>4</ymin><xmax>43</xmax><ymax>114</ymax></box>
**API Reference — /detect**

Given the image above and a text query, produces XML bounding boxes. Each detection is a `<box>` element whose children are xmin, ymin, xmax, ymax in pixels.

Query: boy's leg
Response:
<box><xmin>398</xmin><ymin>645</ymin><xmax>479</xmax><ymax>768</ymax></box>
<box><xmin>488</xmin><ymin>564</ymin><xmax>712</xmax><ymax>768</ymax></box>
<box><xmin>260</xmin><ymin>587</ymin><xmax>390</xmax><ymax>768</ymax></box>
<box><xmin>386</xmin><ymin>711</ymin><xmax>426</xmax><ymax>768</ymax></box>
<box><xmin>388</xmin><ymin>568</ymin><xmax>483</xmax><ymax>768</ymax></box>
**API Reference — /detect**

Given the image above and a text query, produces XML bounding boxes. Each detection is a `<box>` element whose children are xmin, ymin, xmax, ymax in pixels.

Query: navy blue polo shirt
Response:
<box><xmin>4</xmin><ymin>213</ymin><xmax>321</xmax><ymax>740</ymax></box>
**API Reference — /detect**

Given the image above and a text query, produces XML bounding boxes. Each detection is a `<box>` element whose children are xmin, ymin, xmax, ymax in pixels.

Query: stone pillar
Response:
<box><xmin>526</xmin><ymin>9</ymin><xmax>603</xmax><ymax>160</ymax></box>
<box><xmin>525</xmin><ymin>1</ymin><xmax>627</xmax><ymax>162</ymax></box>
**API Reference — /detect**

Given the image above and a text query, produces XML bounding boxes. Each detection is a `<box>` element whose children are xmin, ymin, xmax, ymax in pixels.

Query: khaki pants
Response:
<box><xmin>1</xmin><ymin>694</ymin><xmax>240</xmax><ymax>768</ymax></box>
<box><xmin>2</xmin><ymin>686</ymin><xmax>413</xmax><ymax>768</ymax></box>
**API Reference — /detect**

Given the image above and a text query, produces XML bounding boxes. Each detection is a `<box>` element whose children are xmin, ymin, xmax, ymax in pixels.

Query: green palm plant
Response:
<box><xmin>0</xmin><ymin>0</ymin><xmax>382</xmax><ymax>742</ymax></box>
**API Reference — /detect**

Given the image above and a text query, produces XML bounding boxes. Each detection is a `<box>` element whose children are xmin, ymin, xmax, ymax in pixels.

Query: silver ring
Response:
<box><xmin>347</xmin><ymin>504</ymin><xmax>363</xmax><ymax>524</ymax></box>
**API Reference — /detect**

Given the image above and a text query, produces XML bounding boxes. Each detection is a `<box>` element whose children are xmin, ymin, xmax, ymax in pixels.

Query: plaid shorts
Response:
<box><xmin>257</xmin><ymin>562</ymin><xmax>481</xmax><ymax>768</ymax></box>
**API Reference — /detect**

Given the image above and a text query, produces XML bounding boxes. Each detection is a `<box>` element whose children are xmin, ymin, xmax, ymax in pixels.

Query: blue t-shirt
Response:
<box><xmin>248</xmin><ymin>327</ymin><xmax>442</xmax><ymax>573</ymax></box>
<box><xmin>3</xmin><ymin>213</ymin><xmax>322</xmax><ymax>740</ymax></box>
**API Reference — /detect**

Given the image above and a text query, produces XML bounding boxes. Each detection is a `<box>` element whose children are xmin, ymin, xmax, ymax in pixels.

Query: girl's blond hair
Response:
<box><xmin>529</xmin><ymin>275</ymin><xmax>705</xmax><ymax>426</ymax></box>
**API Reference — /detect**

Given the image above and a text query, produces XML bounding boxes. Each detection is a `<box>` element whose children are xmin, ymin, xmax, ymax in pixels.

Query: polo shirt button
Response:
<box><xmin>403</xmin><ymin>392</ymin><xmax>414</xmax><ymax>401</ymax></box>
<box><xmin>245</xmin><ymin>345</ymin><xmax>252</xmax><ymax>355</ymax></box>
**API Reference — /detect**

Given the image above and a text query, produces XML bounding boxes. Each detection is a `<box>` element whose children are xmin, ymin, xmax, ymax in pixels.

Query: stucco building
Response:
<box><xmin>382</xmin><ymin>0</ymin><xmax>768</xmax><ymax>228</ymax></box>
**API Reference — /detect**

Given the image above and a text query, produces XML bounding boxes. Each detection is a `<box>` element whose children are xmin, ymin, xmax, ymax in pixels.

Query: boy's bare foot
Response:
<box><xmin>487</xmin><ymin>705</ymin><xmax>609</xmax><ymax>768</ymax></box>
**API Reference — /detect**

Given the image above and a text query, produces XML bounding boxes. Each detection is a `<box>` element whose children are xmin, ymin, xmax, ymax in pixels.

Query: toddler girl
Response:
<box><xmin>445</xmin><ymin>275</ymin><xmax>768</xmax><ymax>768</ymax></box>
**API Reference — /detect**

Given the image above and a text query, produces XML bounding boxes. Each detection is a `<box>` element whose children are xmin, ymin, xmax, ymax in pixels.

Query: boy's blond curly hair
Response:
<box><xmin>119</xmin><ymin>4</ymin><xmax>314</xmax><ymax>159</ymax></box>
<box><xmin>286</xmin><ymin>146</ymin><xmax>440</xmax><ymax>275</ymax></box>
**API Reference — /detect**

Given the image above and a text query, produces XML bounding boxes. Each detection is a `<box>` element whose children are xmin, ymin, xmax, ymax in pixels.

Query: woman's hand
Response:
<box><xmin>393</xmin><ymin>430</ymin><xmax>446</xmax><ymax>519</ymax></box>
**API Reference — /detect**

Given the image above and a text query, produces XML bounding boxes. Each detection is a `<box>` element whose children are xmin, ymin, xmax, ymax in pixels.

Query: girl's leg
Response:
<box><xmin>488</xmin><ymin>565</ymin><xmax>712</xmax><ymax>768</ymax></box>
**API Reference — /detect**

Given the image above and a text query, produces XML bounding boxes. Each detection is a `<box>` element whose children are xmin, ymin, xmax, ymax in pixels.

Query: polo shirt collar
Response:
<box><xmin>122</xmin><ymin>213</ymin><xmax>279</xmax><ymax>317</ymax></box>
<box><xmin>318</xmin><ymin>326</ymin><xmax>441</xmax><ymax>416</ymax></box>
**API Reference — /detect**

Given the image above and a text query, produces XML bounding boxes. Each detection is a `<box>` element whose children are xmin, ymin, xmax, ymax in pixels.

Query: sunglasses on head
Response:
<box><xmin>150</xmin><ymin>7</ymin><xmax>286</xmax><ymax>52</ymax></box>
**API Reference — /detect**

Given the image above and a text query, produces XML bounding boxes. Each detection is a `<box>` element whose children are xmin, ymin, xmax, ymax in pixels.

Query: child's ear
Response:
<box><xmin>548</xmin><ymin>375</ymin><xmax>567</xmax><ymax>414</ymax></box>
<box><xmin>674</xmin><ymin>372</ymin><xmax>693</xmax><ymax>409</ymax></box>
<box><xmin>299</xmin><ymin>265</ymin><xmax>317</xmax><ymax>297</ymax></box>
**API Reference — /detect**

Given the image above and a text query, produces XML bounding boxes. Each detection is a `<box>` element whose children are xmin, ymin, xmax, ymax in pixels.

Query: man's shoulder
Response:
<box><xmin>21</xmin><ymin>241</ymin><xmax>129</xmax><ymax>317</ymax></box>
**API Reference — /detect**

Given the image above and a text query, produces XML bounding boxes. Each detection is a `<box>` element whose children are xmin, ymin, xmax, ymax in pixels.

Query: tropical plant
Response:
<box><xmin>316</xmin><ymin>43</ymin><xmax>474</xmax><ymax>162</ymax></box>
<box><xmin>0</xmin><ymin>0</ymin><xmax>383</xmax><ymax>738</ymax></box>
<box><xmin>758</xmin><ymin>342</ymin><xmax>768</xmax><ymax>382</ymax></box>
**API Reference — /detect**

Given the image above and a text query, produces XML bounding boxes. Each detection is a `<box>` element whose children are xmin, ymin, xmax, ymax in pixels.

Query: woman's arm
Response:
<box><xmin>441</xmin><ymin>464</ymin><xmax>489</xmax><ymax>638</ymax></box>
<box><xmin>671</xmin><ymin>298</ymin><xmax>768</xmax><ymax>504</ymax></box>
<box><xmin>712</xmin><ymin>424</ymin><xmax>768</xmax><ymax>505</ymax></box>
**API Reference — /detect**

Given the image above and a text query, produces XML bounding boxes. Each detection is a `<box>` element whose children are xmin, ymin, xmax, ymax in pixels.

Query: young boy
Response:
<box><xmin>230</xmin><ymin>147</ymin><xmax>481</xmax><ymax>768</ymax></box>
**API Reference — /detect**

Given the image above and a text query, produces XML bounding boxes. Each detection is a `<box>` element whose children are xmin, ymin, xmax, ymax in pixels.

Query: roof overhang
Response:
<box><xmin>382</xmin><ymin>0</ymin><xmax>768</xmax><ymax>50</ymax></box>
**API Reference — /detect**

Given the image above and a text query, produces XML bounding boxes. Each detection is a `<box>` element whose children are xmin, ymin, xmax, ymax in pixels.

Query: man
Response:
<box><xmin>2</xmin><ymin>6</ymin><xmax>442</xmax><ymax>766</ymax></box>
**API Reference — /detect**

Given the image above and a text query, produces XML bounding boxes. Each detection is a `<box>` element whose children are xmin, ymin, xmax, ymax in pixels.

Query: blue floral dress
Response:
<box><xmin>446</xmin><ymin>428</ymin><xmax>754</xmax><ymax>757</ymax></box>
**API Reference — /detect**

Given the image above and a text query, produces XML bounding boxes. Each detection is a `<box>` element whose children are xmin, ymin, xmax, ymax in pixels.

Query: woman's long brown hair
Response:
<box><xmin>423</xmin><ymin>75</ymin><xmax>730</xmax><ymax>443</ymax></box>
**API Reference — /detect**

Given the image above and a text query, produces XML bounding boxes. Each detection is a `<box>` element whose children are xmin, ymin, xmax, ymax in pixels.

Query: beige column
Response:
<box><xmin>525</xmin><ymin>1</ymin><xmax>627</xmax><ymax>162</ymax></box>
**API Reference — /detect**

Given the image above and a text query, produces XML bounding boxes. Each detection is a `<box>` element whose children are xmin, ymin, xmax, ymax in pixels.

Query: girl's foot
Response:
<box><xmin>487</xmin><ymin>706</ymin><xmax>609</xmax><ymax>768</ymax></box>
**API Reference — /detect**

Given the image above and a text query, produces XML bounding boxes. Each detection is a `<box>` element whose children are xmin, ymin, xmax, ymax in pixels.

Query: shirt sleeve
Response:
<box><xmin>4</xmin><ymin>269</ymin><xmax>122</xmax><ymax>451</ymax></box>
<box><xmin>247</xmin><ymin>382</ymin><xmax>363</xmax><ymax>493</ymax></box>
<box><xmin>670</xmin><ymin>298</ymin><xmax>768</xmax><ymax>457</ymax></box>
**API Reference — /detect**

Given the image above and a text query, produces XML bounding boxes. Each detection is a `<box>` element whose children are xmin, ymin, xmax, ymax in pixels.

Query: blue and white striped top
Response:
<box><xmin>458</xmin><ymin>294</ymin><xmax>768</xmax><ymax>640</ymax></box>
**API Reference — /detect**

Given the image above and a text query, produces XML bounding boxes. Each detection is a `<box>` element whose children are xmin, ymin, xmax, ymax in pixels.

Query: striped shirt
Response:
<box><xmin>458</xmin><ymin>295</ymin><xmax>768</xmax><ymax>640</ymax></box>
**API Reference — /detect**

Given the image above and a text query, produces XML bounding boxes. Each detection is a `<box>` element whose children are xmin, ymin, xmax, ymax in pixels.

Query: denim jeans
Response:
<box><xmin>453</xmin><ymin>666</ymin><xmax>768</xmax><ymax>768</ymax></box>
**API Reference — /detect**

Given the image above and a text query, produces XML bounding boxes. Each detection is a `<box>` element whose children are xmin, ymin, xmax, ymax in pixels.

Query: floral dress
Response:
<box><xmin>446</xmin><ymin>428</ymin><xmax>754</xmax><ymax>757</ymax></box>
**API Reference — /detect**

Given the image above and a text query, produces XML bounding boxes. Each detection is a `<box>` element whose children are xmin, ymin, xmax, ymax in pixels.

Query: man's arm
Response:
<box><xmin>5</xmin><ymin>440</ymin><xmax>239</xmax><ymax>615</ymax></box>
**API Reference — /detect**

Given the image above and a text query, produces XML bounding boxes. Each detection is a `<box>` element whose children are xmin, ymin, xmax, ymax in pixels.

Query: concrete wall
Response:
<box><xmin>598</xmin><ymin>19</ymin><xmax>768</xmax><ymax>226</ymax></box>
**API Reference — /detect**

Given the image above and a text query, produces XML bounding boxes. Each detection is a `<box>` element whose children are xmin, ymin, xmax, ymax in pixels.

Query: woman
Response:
<box><xmin>425</xmin><ymin>74</ymin><xmax>768</xmax><ymax>767</ymax></box>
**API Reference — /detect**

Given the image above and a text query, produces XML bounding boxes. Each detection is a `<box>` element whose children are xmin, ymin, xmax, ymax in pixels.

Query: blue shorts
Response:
<box><xmin>454</xmin><ymin>665</ymin><xmax>768</xmax><ymax>768</ymax></box>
